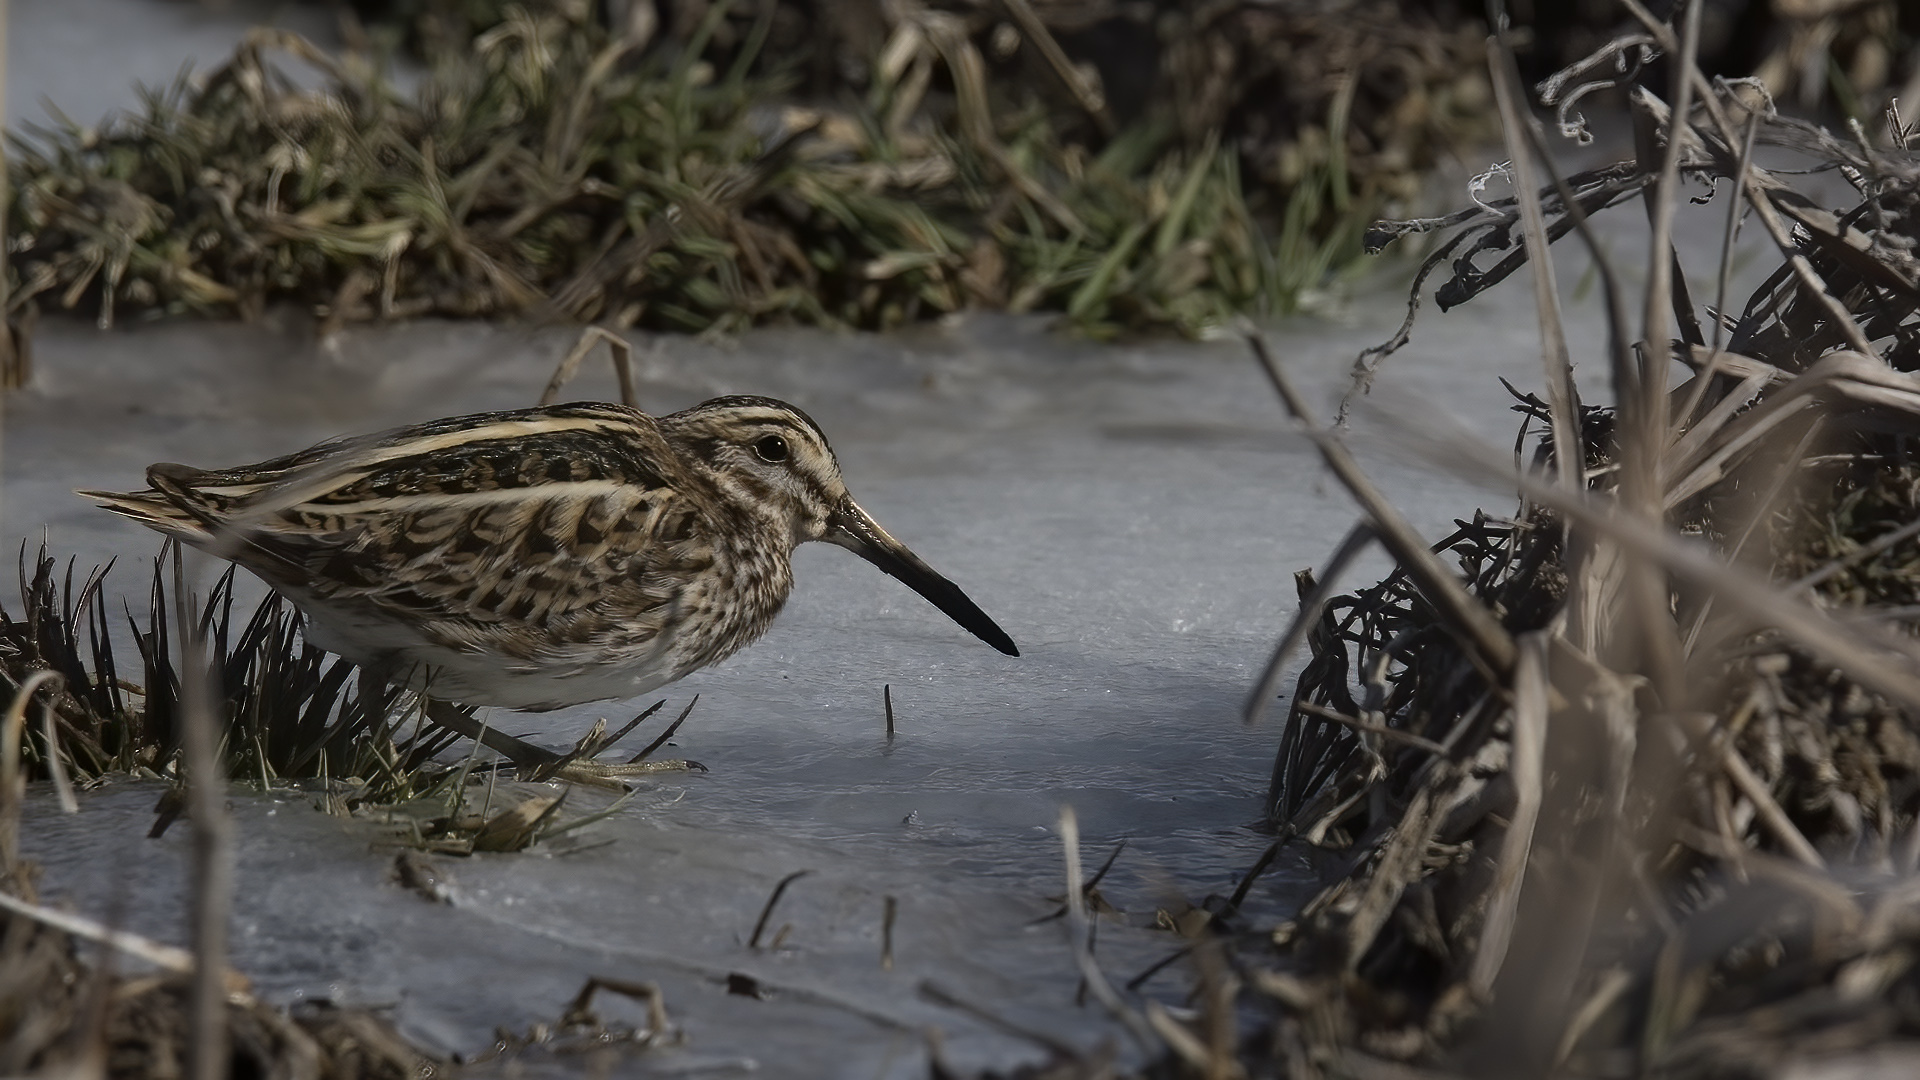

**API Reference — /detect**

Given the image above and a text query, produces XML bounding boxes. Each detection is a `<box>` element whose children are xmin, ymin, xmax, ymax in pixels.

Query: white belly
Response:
<box><xmin>296</xmin><ymin>602</ymin><xmax>685</xmax><ymax>712</ymax></box>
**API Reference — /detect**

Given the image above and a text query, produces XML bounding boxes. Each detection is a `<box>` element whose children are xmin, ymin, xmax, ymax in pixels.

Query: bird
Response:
<box><xmin>79</xmin><ymin>395</ymin><xmax>1017</xmax><ymax>775</ymax></box>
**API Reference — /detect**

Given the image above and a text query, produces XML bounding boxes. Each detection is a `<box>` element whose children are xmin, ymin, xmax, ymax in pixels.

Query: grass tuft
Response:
<box><xmin>0</xmin><ymin>541</ymin><xmax>680</xmax><ymax>850</ymax></box>
<box><xmin>6</xmin><ymin>1</ymin><xmax>1489</xmax><ymax>339</ymax></box>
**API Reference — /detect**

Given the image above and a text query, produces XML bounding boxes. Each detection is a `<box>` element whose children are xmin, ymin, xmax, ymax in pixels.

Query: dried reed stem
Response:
<box><xmin>1487</xmin><ymin>35</ymin><xmax>1581</xmax><ymax>494</ymax></box>
<box><xmin>174</xmin><ymin>550</ymin><xmax>232</xmax><ymax>1080</ymax></box>
<box><xmin>0</xmin><ymin>669</ymin><xmax>60</xmax><ymax>888</ymax></box>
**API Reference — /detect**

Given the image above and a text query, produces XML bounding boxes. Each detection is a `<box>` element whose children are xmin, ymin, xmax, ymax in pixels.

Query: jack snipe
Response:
<box><xmin>80</xmin><ymin>392</ymin><xmax>1016</xmax><ymax>771</ymax></box>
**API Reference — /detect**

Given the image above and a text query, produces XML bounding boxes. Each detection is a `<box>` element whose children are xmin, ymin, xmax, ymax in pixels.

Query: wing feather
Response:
<box><xmin>79</xmin><ymin>403</ymin><xmax>717</xmax><ymax>662</ymax></box>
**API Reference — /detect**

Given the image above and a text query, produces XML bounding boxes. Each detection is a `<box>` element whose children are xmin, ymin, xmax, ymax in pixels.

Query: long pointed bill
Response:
<box><xmin>826</xmin><ymin>499</ymin><xmax>1019</xmax><ymax>656</ymax></box>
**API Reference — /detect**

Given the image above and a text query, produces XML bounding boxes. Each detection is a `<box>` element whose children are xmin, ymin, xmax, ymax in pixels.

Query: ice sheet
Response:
<box><xmin>4</xmin><ymin>1</ymin><xmax>1798</xmax><ymax>1071</ymax></box>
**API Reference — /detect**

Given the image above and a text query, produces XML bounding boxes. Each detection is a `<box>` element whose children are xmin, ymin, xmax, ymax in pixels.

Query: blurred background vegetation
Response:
<box><xmin>6</xmin><ymin>0</ymin><xmax>1488</xmax><ymax>343</ymax></box>
<box><xmin>11</xmin><ymin>0</ymin><xmax>1920</xmax><ymax>345</ymax></box>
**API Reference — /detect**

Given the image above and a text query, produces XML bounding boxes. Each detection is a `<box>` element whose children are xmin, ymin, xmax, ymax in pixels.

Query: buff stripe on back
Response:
<box><xmin>227</xmin><ymin>413</ymin><xmax>649</xmax><ymax>520</ymax></box>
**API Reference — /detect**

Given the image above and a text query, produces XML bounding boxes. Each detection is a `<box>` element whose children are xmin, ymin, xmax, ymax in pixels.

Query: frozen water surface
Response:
<box><xmin>2</xmin><ymin>0</ymin><xmax>1801</xmax><ymax>1072</ymax></box>
<box><xmin>4</xmin><ymin>298</ymin><xmax>1568</xmax><ymax>1075</ymax></box>
<box><xmin>4</xmin><ymin>171</ymin><xmax>1777</xmax><ymax>1080</ymax></box>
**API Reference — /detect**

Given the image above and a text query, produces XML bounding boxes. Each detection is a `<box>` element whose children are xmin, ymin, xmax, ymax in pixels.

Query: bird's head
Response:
<box><xmin>661</xmin><ymin>396</ymin><xmax>1017</xmax><ymax>656</ymax></box>
<box><xmin>661</xmin><ymin>395</ymin><xmax>849</xmax><ymax>542</ymax></box>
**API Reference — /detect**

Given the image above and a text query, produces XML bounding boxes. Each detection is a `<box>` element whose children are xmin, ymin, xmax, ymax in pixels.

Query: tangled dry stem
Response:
<box><xmin>1205</xmin><ymin>10</ymin><xmax>1920</xmax><ymax>1080</ymax></box>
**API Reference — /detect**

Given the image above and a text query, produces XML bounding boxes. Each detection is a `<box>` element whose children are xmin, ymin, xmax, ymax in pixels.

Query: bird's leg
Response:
<box><xmin>352</xmin><ymin>663</ymin><xmax>540</xmax><ymax>766</ymax></box>
<box><xmin>420</xmin><ymin>698</ymin><xmax>565</xmax><ymax>768</ymax></box>
<box><xmin>356</xmin><ymin>665</ymin><xmax>404</xmax><ymax>770</ymax></box>
<box><xmin>363</xmin><ymin>660</ymin><xmax>699</xmax><ymax>789</ymax></box>
<box><xmin>356</xmin><ymin>666</ymin><xmax>389</xmax><ymax>740</ymax></box>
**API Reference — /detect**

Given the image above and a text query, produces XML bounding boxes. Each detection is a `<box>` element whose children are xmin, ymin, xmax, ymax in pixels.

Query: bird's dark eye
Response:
<box><xmin>753</xmin><ymin>434</ymin><xmax>790</xmax><ymax>462</ymax></box>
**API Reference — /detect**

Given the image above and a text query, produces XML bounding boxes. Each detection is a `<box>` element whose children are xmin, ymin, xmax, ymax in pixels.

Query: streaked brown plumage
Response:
<box><xmin>80</xmin><ymin>396</ymin><xmax>1017</xmax><ymax>717</ymax></box>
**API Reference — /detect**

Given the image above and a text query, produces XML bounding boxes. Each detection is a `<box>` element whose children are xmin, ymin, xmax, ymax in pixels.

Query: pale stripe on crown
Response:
<box><xmin>724</xmin><ymin>408</ymin><xmax>813</xmax><ymax>427</ymax></box>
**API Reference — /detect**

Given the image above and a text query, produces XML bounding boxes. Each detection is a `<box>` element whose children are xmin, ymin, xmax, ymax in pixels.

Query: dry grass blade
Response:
<box><xmin>1295</xmin><ymin>701</ymin><xmax>1449</xmax><ymax>755</ymax></box>
<box><xmin>0</xmin><ymin>890</ymin><xmax>236</xmax><ymax>989</ymax></box>
<box><xmin>538</xmin><ymin>326</ymin><xmax>637</xmax><ymax>407</ymax></box>
<box><xmin>1340</xmin><ymin>768</ymin><xmax>1459</xmax><ymax>969</ymax></box>
<box><xmin>1635</xmin><ymin>0</ymin><xmax>1702</xmax><ymax>445</ymax></box>
<box><xmin>748</xmin><ymin>869</ymin><xmax>810</xmax><ymax>950</ymax></box>
<box><xmin>0</xmin><ymin>669</ymin><xmax>61</xmax><ymax>887</ymax></box>
<box><xmin>1487</xmin><ymin>36</ymin><xmax>1580</xmax><ymax>493</ymax></box>
<box><xmin>998</xmin><ymin>0</ymin><xmax>1113</xmax><ymax>136</ymax></box>
<box><xmin>1057</xmin><ymin>806</ymin><xmax>1156</xmax><ymax>1056</ymax></box>
<box><xmin>626</xmin><ymin>695</ymin><xmax>699</xmax><ymax>764</ymax></box>
<box><xmin>37</xmin><ymin>688</ymin><xmax>77</xmax><ymax>815</ymax></box>
<box><xmin>471</xmin><ymin>792</ymin><xmax>567</xmax><ymax>853</ymax></box>
<box><xmin>1467</xmin><ymin>632</ymin><xmax>1546</xmax><ymax>995</ymax></box>
<box><xmin>1668</xmin><ymin>360</ymin><xmax>1920</xmax><ymax>526</ymax></box>
<box><xmin>172</xmin><ymin>547</ymin><xmax>232</xmax><ymax>1080</ymax></box>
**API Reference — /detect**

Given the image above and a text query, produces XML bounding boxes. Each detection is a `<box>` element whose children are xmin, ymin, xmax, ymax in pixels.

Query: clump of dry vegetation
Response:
<box><xmin>0</xmin><ymin>844</ymin><xmax>675</xmax><ymax>1077</ymax></box>
<box><xmin>5</xmin><ymin>0</ymin><xmax>1491</xmax><ymax>344</ymax></box>
<box><xmin>0</xmin><ymin>904</ymin><xmax>440</xmax><ymax>1080</ymax></box>
<box><xmin>1152</xmin><ymin>3</ymin><xmax>1920</xmax><ymax>1076</ymax></box>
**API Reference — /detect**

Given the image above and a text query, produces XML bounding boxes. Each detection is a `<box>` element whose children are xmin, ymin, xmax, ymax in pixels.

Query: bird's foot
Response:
<box><xmin>535</xmin><ymin>756</ymin><xmax>708</xmax><ymax>791</ymax></box>
<box><xmin>527</xmin><ymin>700</ymin><xmax>705</xmax><ymax>789</ymax></box>
<box><xmin>421</xmin><ymin>698</ymin><xmax>705</xmax><ymax>793</ymax></box>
